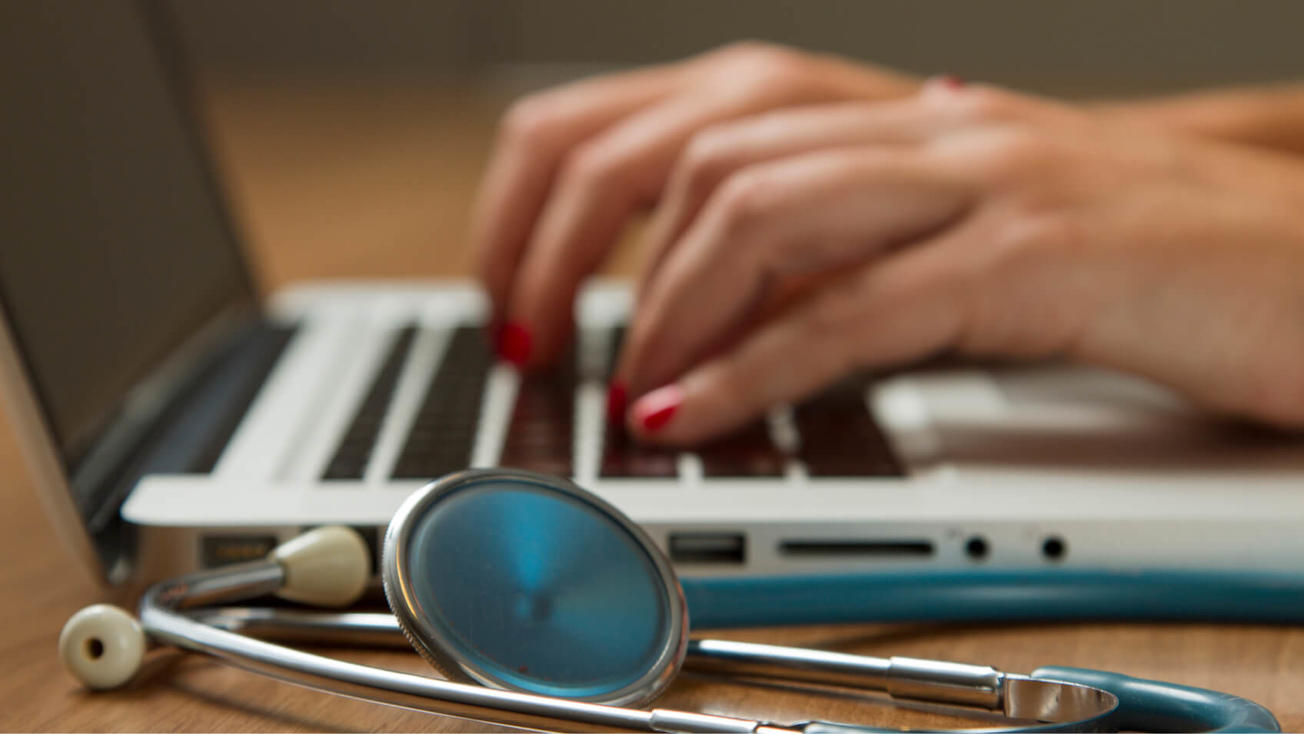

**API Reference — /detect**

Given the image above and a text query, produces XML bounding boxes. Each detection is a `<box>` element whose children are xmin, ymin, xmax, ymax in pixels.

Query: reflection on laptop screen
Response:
<box><xmin>0</xmin><ymin>1</ymin><xmax>255</xmax><ymax>468</ymax></box>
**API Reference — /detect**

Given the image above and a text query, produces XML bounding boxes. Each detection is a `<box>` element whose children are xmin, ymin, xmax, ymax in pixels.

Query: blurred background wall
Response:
<box><xmin>163</xmin><ymin>0</ymin><xmax>1304</xmax><ymax>287</ymax></box>
<box><xmin>174</xmin><ymin>0</ymin><xmax>1304</xmax><ymax>96</ymax></box>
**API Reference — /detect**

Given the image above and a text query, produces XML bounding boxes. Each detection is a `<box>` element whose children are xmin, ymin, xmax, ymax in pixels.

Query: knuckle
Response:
<box><xmin>976</xmin><ymin>129</ymin><xmax>1055</xmax><ymax>183</ymax></box>
<box><xmin>499</xmin><ymin>95</ymin><xmax>562</xmax><ymax>148</ymax></box>
<box><xmin>678</xmin><ymin>129</ymin><xmax>739</xmax><ymax>196</ymax></box>
<box><xmin>953</xmin><ymin>86</ymin><xmax>1027</xmax><ymax>122</ymax></box>
<box><xmin>709</xmin><ymin>42</ymin><xmax>811</xmax><ymax>92</ymax></box>
<box><xmin>710</xmin><ymin>170</ymin><xmax>781</xmax><ymax>238</ymax></box>
<box><xmin>712</xmin><ymin>40</ymin><xmax>791</xmax><ymax>66</ymax></box>
<box><xmin>558</xmin><ymin>142</ymin><xmax>625</xmax><ymax>195</ymax></box>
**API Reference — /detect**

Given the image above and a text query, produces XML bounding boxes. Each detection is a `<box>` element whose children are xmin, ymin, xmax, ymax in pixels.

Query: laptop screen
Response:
<box><xmin>0</xmin><ymin>1</ymin><xmax>257</xmax><ymax>469</ymax></box>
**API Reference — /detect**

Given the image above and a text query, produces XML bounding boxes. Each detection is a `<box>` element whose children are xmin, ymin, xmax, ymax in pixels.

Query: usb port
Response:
<box><xmin>668</xmin><ymin>532</ymin><xmax>746</xmax><ymax>564</ymax></box>
<box><xmin>201</xmin><ymin>534</ymin><xmax>277</xmax><ymax>568</ymax></box>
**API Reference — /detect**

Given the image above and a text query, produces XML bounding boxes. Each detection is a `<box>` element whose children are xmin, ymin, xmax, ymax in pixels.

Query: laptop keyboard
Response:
<box><xmin>499</xmin><ymin>345</ymin><xmax>578</xmax><ymax>476</ymax></box>
<box><xmin>322</xmin><ymin>325</ymin><xmax>417</xmax><ymax>479</ymax></box>
<box><xmin>323</xmin><ymin>323</ymin><xmax>904</xmax><ymax>482</ymax></box>
<box><xmin>795</xmin><ymin>377</ymin><xmax>904</xmax><ymax>477</ymax></box>
<box><xmin>599</xmin><ymin>328</ymin><xmax>679</xmax><ymax>478</ymax></box>
<box><xmin>390</xmin><ymin>327</ymin><xmax>493</xmax><ymax>479</ymax></box>
<box><xmin>699</xmin><ymin>420</ymin><xmax>787</xmax><ymax>478</ymax></box>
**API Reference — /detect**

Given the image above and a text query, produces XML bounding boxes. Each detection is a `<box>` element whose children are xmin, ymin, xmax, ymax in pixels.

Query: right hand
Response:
<box><xmin>470</xmin><ymin>42</ymin><xmax>918</xmax><ymax>366</ymax></box>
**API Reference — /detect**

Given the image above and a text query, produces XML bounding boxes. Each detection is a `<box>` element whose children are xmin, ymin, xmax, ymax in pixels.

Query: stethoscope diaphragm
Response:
<box><xmin>381</xmin><ymin>469</ymin><xmax>688</xmax><ymax>706</ymax></box>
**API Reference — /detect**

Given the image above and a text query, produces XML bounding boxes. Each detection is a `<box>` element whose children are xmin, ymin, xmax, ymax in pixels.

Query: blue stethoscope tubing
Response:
<box><xmin>1026</xmin><ymin>666</ymin><xmax>1278</xmax><ymax>734</ymax></box>
<box><xmin>681</xmin><ymin>569</ymin><xmax>1290</xmax><ymax>731</ymax></box>
<box><xmin>681</xmin><ymin>568</ymin><xmax>1304</xmax><ymax>628</ymax></box>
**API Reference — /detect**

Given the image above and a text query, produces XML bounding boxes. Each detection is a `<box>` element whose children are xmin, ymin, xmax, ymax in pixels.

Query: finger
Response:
<box><xmin>472</xmin><ymin>65</ymin><xmax>685</xmax><ymax>323</ymax></box>
<box><xmin>618</xmin><ymin>146</ymin><xmax>972</xmax><ymax>397</ymax></box>
<box><xmin>638</xmin><ymin>99</ymin><xmax>946</xmax><ymax>296</ymax></box>
<box><xmin>504</xmin><ymin>86</ymin><xmax>869</xmax><ymax>367</ymax></box>
<box><xmin>627</xmin><ymin>241</ymin><xmax>969</xmax><ymax>444</ymax></box>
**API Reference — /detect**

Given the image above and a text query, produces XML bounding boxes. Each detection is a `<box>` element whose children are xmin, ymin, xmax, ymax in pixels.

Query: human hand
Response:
<box><xmin>470</xmin><ymin>42</ymin><xmax>916</xmax><ymax>366</ymax></box>
<box><xmin>615</xmin><ymin>81</ymin><xmax>1304</xmax><ymax>443</ymax></box>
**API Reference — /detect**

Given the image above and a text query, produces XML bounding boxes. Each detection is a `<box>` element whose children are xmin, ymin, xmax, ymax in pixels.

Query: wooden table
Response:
<box><xmin>3</xmin><ymin>79</ymin><xmax>1303</xmax><ymax>731</ymax></box>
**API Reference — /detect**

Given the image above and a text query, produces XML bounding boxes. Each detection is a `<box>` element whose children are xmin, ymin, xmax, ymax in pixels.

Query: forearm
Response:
<box><xmin>1096</xmin><ymin>83</ymin><xmax>1304</xmax><ymax>156</ymax></box>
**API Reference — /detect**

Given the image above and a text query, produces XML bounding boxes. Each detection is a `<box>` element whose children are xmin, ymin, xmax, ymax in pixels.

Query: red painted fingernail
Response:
<box><xmin>937</xmin><ymin>74</ymin><xmax>965</xmax><ymax>89</ymax></box>
<box><xmin>633</xmin><ymin>384</ymin><xmax>683</xmax><ymax>433</ymax></box>
<box><xmin>606</xmin><ymin>381</ymin><xmax>628</xmax><ymax>424</ymax></box>
<box><xmin>496</xmin><ymin>321</ymin><xmax>532</xmax><ymax>366</ymax></box>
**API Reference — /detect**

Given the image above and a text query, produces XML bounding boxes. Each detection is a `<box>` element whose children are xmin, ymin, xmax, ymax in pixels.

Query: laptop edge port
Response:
<box><xmin>779</xmin><ymin>539</ymin><xmax>934</xmax><ymax>558</ymax></box>
<box><xmin>668</xmin><ymin>532</ymin><xmax>746</xmax><ymax>564</ymax></box>
<box><xmin>200</xmin><ymin>534</ymin><xmax>278</xmax><ymax>568</ymax></box>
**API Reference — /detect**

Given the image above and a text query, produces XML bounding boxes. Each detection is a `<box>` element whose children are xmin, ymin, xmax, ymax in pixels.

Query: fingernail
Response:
<box><xmin>606</xmin><ymin>381</ymin><xmax>628</xmax><ymax>424</ymax></box>
<box><xmin>496</xmin><ymin>321</ymin><xmax>532</xmax><ymax>366</ymax></box>
<box><xmin>632</xmin><ymin>384</ymin><xmax>683</xmax><ymax>433</ymax></box>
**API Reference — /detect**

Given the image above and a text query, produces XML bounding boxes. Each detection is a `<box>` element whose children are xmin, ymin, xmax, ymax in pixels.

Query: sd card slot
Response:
<box><xmin>779</xmin><ymin>539</ymin><xmax>934</xmax><ymax>558</ymax></box>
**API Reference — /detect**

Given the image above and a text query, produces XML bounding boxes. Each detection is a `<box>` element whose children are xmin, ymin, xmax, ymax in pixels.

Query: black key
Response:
<box><xmin>794</xmin><ymin>377</ymin><xmax>904</xmax><ymax>477</ymax></box>
<box><xmin>499</xmin><ymin>345</ymin><xmax>577</xmax><ymax>476</ymax></box>
<box><xmin>599</xmin><ymin>327</ymin><xmax>678</xmax><ymax>478</ymax></box>
<box><xmin>698</xmin><ymin>420</ymin><xmax>785</xmax><ymax>478</ymax></box>
<box><xmin>323</xmin><ymin>325</ymin><xmax>417</xmax><ymax>479</ymax></box>
<box><xmin>187</xmin><ymin>322</ymin><xmax>299</xmax><ymax>473</ymax></box>
<box><xmin>391</xmin><ymin>327</ymin><xmax>492</xmax><ymax>479</ymax></box>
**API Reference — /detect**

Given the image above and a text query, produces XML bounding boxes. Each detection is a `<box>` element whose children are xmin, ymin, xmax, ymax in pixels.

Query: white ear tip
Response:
<box><xmin>59</xmin><ymin>604</ymin><xmax>146</xmax><ymax>690</ymax></box>
<box><xmin>271</xmin><ymin>525</ymin><xmax>370</xmax><ymax>607</ymax></box>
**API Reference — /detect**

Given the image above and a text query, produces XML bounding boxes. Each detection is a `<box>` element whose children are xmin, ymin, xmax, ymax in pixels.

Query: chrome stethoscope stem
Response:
<box><xmin>143</xmin><ymin>563</ymin><xmax>782</xmax><ymax>734</ymax></box>
<box><xmin>190</xmin><ymin>607</ymin><xmax>1061</xmax><ymax>718</ymax></box>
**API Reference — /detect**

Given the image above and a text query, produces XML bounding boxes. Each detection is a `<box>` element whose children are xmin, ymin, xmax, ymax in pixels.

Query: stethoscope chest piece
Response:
<box><xmin>381</xmin><ymin>468</ymin><xmax>689</xmax><ymax>706</ymax></box>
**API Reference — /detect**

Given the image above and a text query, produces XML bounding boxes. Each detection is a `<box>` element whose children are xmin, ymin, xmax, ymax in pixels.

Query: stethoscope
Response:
<box><xmin>58</xmin><ymin>468</ymin><xmax>1281</xmax><ymax>732</ymax></box>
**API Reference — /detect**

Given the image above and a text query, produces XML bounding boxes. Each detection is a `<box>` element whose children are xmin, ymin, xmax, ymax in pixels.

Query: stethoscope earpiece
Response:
<box><xmin>59</xmin><ymin>603</ymin><xmax>146</xmax><ymax>690</ymax></box>
<box><xmin>269</xmin><ymin>525</ymin><xmax>370</xmax><ymax>608</ymax></box>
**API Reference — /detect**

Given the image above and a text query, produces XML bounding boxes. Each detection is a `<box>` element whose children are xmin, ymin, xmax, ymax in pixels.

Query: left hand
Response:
<box><xmin>469</xmin><ymin>43</ymin><xmax>917</xmax><ymax>367</ymax></box>
<box><xmin>616</xmin><ymin>80</ymin><xmax>1304</xmax><ymax>443</ymax></box>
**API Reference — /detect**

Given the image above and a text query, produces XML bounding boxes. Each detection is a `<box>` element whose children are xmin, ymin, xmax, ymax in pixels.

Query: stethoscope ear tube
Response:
<box><xmin>1030</xmin><ymin>667</ymin><xmax>1280</xmax><ymax>734</ymax></box>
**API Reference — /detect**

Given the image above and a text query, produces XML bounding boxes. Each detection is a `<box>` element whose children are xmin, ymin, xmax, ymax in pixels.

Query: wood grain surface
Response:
<box><xmin>2</xmin><ymin>79</ymin><xmax>1302</xmax><ymax>732</ymax></box>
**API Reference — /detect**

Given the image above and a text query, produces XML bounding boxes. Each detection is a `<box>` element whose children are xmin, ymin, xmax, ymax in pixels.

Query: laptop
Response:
<box><xmin>5</xmin><ymin>1</ymin><xmax>1304</xmax><ymax>590</ymax></box>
